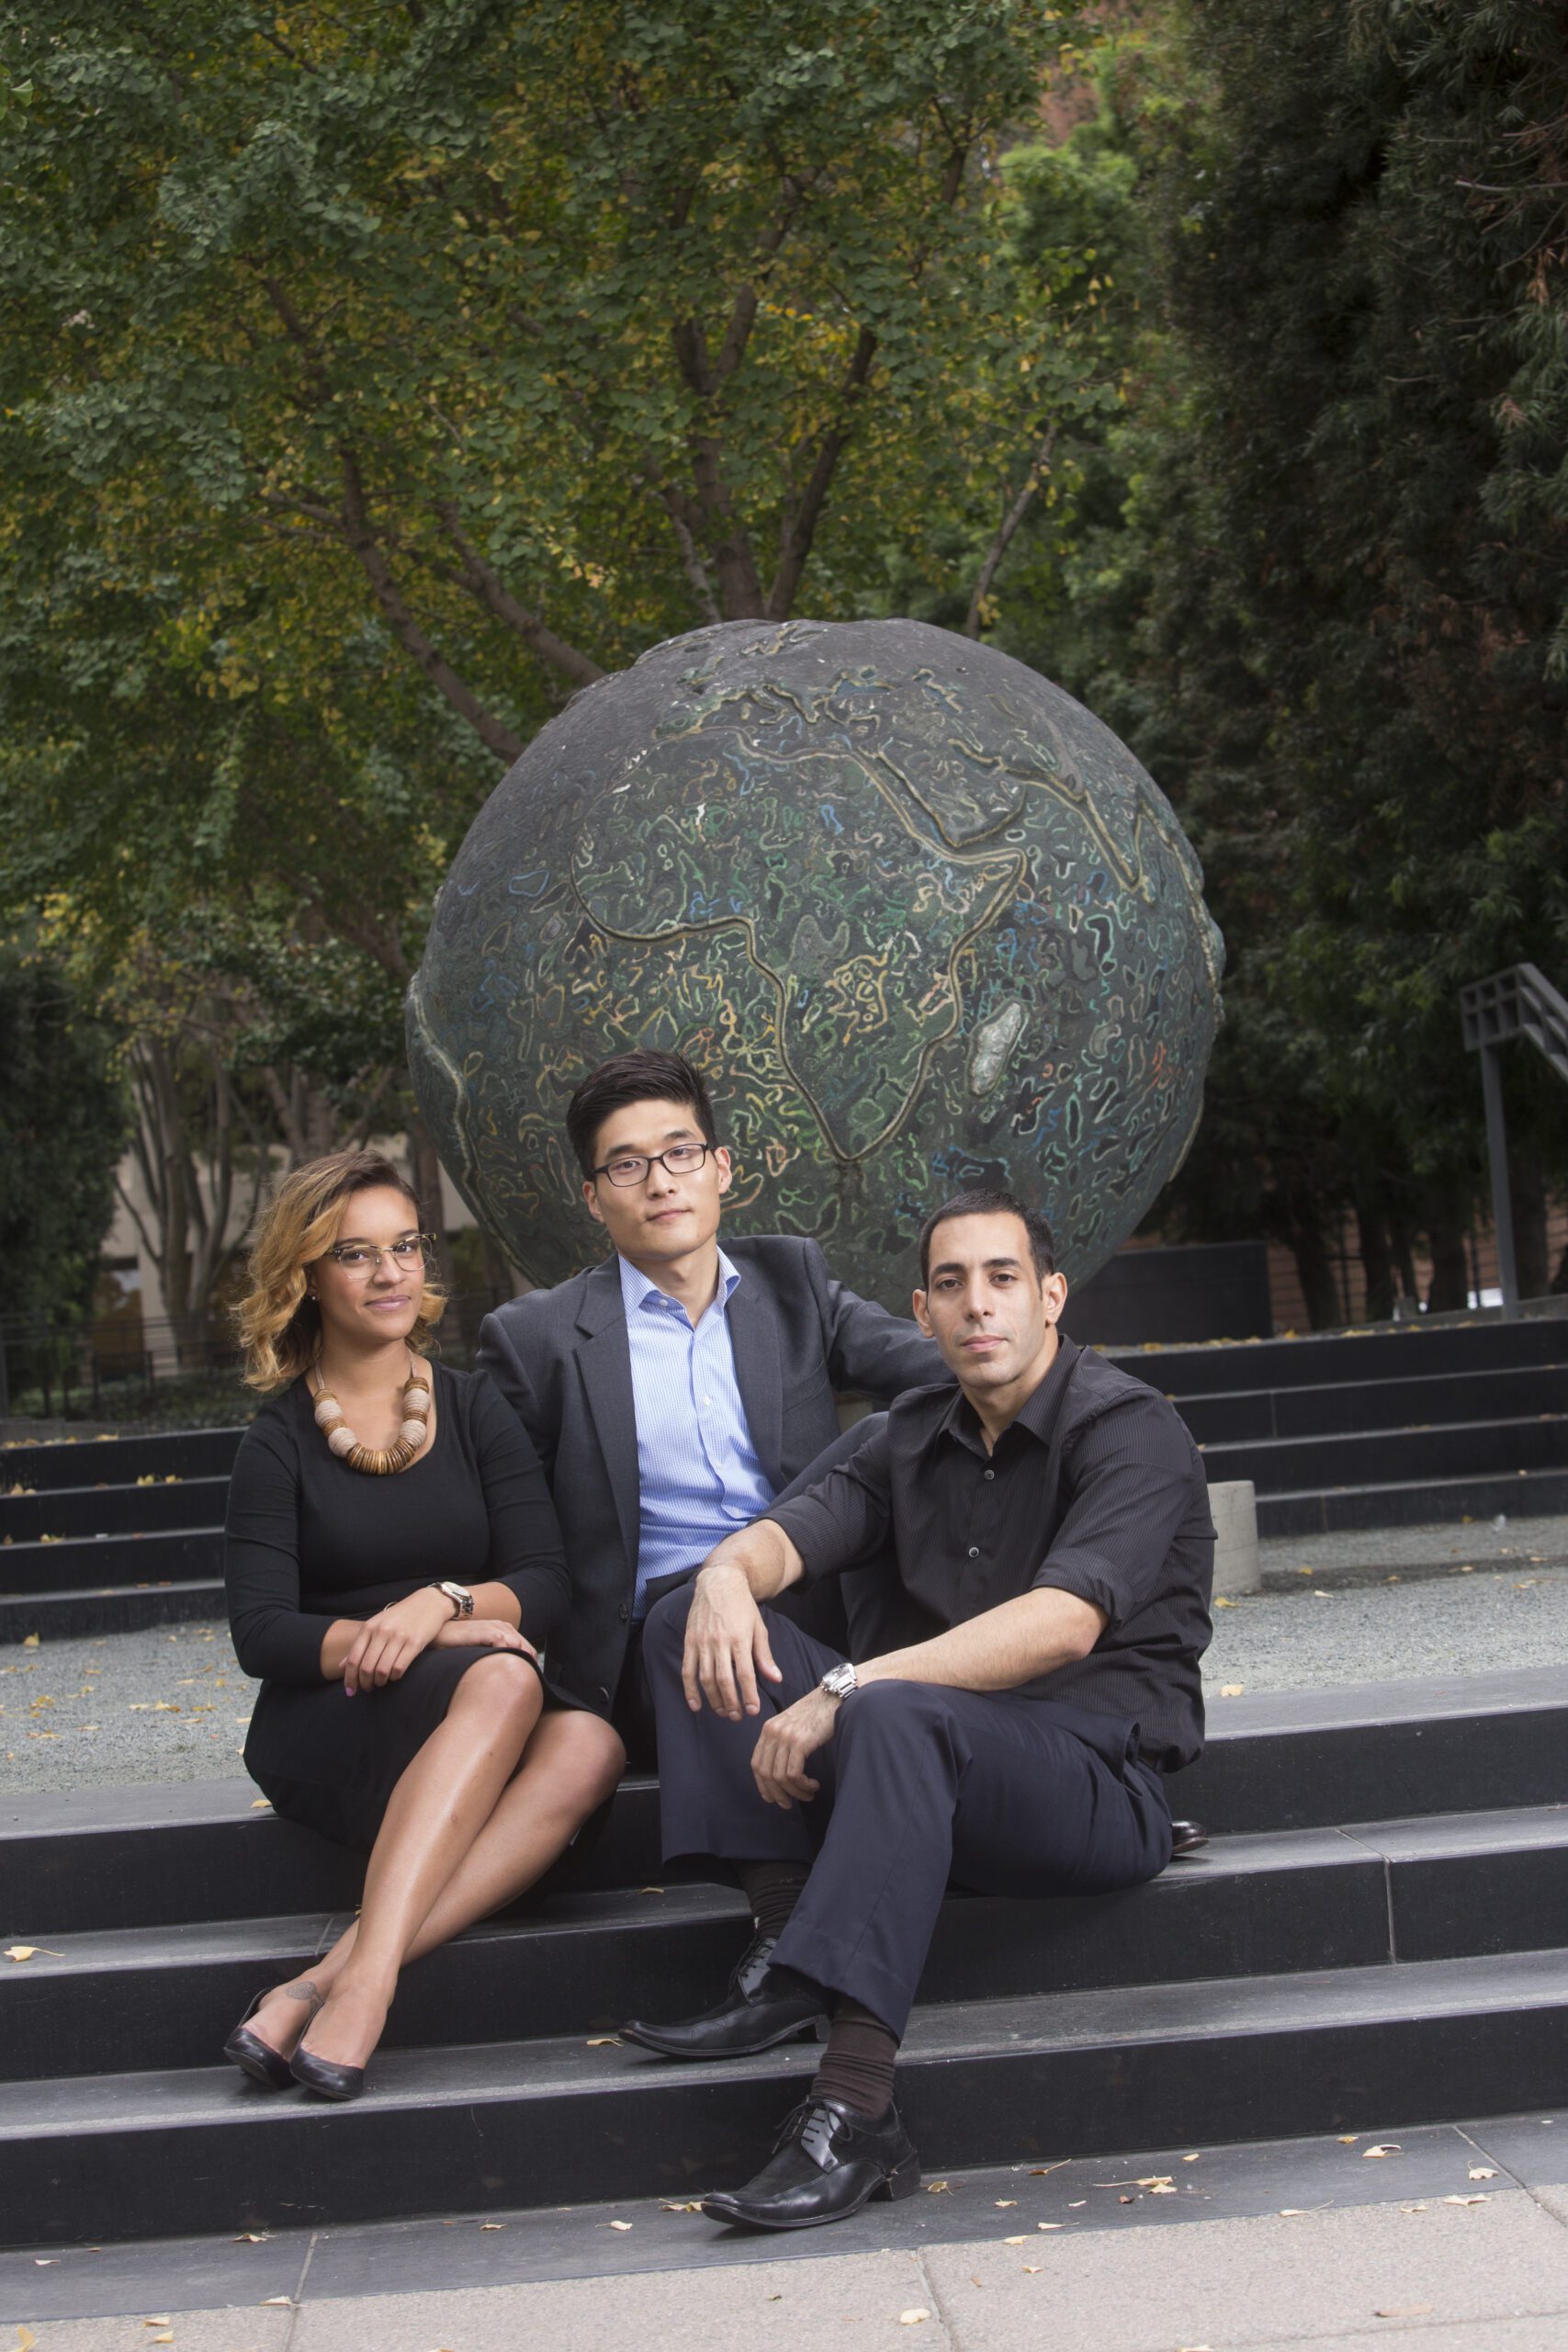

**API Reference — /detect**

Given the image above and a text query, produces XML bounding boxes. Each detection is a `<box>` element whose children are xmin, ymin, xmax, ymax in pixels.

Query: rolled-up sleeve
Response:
<box><xmin>765</xmin><ymin>1423</ymin><xmax>895</xmax><ymax>1582</ymax></box>
<box><xmin>1031</xmin><ymin>1396</ymin><xmax>1213</xmax><ymax>1629</ymax></box>
<box><xmin>224</xmin><ymin>1420</ymin><xmax>327</xmax><ymax>1685</ymax></box>
<box><xmin>473</xmin><ymin>1374</ymin><xmax>572</xmax><ymax>1651</ymax></box>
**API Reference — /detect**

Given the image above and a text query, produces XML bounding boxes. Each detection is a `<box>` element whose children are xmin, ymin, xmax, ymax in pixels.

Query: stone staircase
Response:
<box><xmin>3</xmin><ymin>1667</ymin><xmax>1566</xmax><ymax>2249</ymax></box>
<box><xmin>7</xmin><ymin>1317</ymin><xmax>1566</xmax><ymax>1644</ymax></box>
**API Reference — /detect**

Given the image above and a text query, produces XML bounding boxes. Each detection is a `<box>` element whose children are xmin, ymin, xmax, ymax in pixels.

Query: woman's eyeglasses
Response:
<box><xmin>320</xmin><ymin>1234</ymin><xmax>434</xmax><ymax>1277</ymax></box>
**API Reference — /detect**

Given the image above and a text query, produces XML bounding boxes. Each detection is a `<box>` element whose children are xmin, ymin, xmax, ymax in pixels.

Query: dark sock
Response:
<box><xmin>811</xmin><ymin>1998</ymin><xmax>900</xmax><ymax>2119</ymax></box>
<box><xmin>736</xmin><ymin>1859</ymin><xmax>809</xmax><ymax>1943</ymax></box>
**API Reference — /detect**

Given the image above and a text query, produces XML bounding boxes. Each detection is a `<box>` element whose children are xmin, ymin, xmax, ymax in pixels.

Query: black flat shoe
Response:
<box><xmin>622</xmin><ymin>1934</ymin><xmax>829</xmax><ymax>2059</ymax></box>
<box><xmin>223</xmin><ymin>1991</ymin><xmax>302</xmax><ymax>2092</ymax></box>
<box><xmin>701</xmin><ymin>2095</ymin><xmax>919</xmax><ymax>2230</ymax></box>
<box><xmin>1170</xmin><ymin>1819</ymin><xmax>1210</xmax><ymax>1856</ymax></box>
<box><xmin>289</xmin><ymin>2039</ymin><xmax>367</xmax><ymax>2101</ymax></box>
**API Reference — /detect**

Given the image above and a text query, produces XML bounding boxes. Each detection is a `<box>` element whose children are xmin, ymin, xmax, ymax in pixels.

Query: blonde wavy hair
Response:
<box><xmin>236</xmin><ymin>1149</ymin><xmax>448</xmax><ymax>1393</ymax></box>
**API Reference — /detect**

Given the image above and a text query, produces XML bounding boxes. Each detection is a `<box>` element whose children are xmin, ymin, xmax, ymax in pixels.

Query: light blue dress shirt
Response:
<box><xmin>619</xmin><ymin>1249</ymin><xmax>777</xmax><ymax>1618</ymax></box>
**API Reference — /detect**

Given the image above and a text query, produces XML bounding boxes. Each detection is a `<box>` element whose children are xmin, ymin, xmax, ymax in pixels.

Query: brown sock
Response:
<box><xmin>736</xmin><ymin>1859</ymin><xmax>809</xmax><ymax>1943</ymax></box>
<box><xmin>810</xmin><ymin>1997</ymin><xmax>900</xmax><ymax>2119</ymax></box>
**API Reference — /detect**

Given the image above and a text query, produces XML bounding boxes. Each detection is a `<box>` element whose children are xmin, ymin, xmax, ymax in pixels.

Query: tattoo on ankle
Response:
<box><xmin>284</xmin><ymin>1978</ymin><xmax>322</xmax><ymax>2006</ymax></box>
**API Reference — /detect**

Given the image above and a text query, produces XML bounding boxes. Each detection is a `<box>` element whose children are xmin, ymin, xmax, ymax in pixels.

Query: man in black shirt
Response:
<box><xmin>624</xmin><ymin>1186</ymin><xmax>1215</xmax><ymax>2232</ymax></box>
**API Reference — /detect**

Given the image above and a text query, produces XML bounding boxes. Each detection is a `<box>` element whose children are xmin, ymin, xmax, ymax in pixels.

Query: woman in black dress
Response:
<box><xmin>222</xmin><ymin>1148</ymin><xmax>624</xmax><ymax>2099</ymax></box>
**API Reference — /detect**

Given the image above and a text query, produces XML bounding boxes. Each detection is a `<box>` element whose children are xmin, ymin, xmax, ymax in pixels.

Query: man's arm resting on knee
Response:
<box><xmin>683</xmin><ymin>1521</ymin><xmax>807</xmax><ymax>1722</ymax></box>
<box><xmin>857</xmin><ymin>1586</ymin><xmax>1107</xmax><ymax>1697</ymax></box>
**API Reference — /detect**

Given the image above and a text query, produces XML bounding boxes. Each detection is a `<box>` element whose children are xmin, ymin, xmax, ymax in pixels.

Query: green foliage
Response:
<box><xmin>0</xmin><ymin>941</ymin><xmax>129</xmax><ymax>1324</ymax></box>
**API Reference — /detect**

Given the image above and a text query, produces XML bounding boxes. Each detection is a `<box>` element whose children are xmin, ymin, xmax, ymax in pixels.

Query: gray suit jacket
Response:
<box><xmin>475</xmin><ymin>1234</ymin><xmax>945</xmax><ymax>1710</ymax></box>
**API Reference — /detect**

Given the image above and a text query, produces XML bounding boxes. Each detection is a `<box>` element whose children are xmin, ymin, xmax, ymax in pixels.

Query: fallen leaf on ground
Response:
<box><xmin>639</xmin><ymin>1885</ymin><xmax>665</xmax><ymax>1894</ymax></box>
<box><xmin>897</xmin><ymin>2312</ymin><xmax>931</xmax><ymax>2327</ymax></box>
<box><xmin>1022</xmin><ymin>2263</ymin><xmax>1042</xmax><ymax>2273</ymax></box>
<box><xmin>1218</xmin><ymin>1683</ymin><xmax>1245</xmax><ymax>1697</ymax></box>
<box><xmin>586</xmin><ymin>2036</ymin><xmax>622</xmax><ymax>2048</ymax></box>
<box><xmin>1338</xmin><ymin>2135</ymin><xmax>1359</xmax><ymax>2144</ymax></box>
<box><xmin>479</xmin><ymin>2221</ymin><xmax>504</xmax><ymax>2229</ymax></box>
<box><xmin>607</xmin><ymin>2218</ymin><xmax>633</xmax><ymax>2231</ymax></box>
<box><xmin>661</xmin><ymin>2201</ymin><xmax>704</xmax><ymax>2213</ymax></box>
<box><xmin>141</xmin><ymin>2321</ymin><xmax>172</xmax><ymax>2328</ymax></box>
<box><xmin>925</xmin><ymin>2180</ymin><xmax>952</xmax><ymax>2195</ymax></box>
<box><xmin>1003</xmin><ymin>2233</ymin><xmax>1026</xmax><ymax>2244</ymax></box>
<box><xmin>6</xmin><ymin>1946</ymin><xmax>62</xmax><ymax>1962</ymax></box>
<box><xmin>259</xmin><ymin>2297</ymin><xmax>291</xmax><ymax>2306</ymax></box>
<box><xmin>1028</xmin><ymin>2160</ymin><xmax>1070</xmax><ymax>2177</ymax></box>
<box><xmin>1067</xmin><ymin>2199</ymin><xmax>1086</xmax><ymax>2208</ymax></box>
<box><xmin>249</xmin><ymin>1799</ymin><xmax>271</xmax><ymax>1811</ymax></box>
<box><xmin>1037</xmin><ymin>2222</ymin><xmax>1064</xmax><ymax>2231</ymax></box>
<box><xmin>1468</xmin><ymin>2166</ymin><xmax>1498</xmax><ymax>2180</ymax></box>
<box><xmin>995</xmin><ymin>2198</ymin><xmax>1017</xmax><ymax>2207</ymax></box>
<box><xmin>1442</xmin><ymin>2194</ymin><xmax>1487</xmax><ymax>2206</ymax></box>
<box><xmin>233</xmin><ymin>2233</ymin><xmax>269</xmax><ymax>2243</ymax></box>
<box><xmin>16</xmin><ymin>2330</ymin><xmax>38</xmax><ymax>2351</ymax></box>
<box><xmin>1183</xmin><ymin>2153</ymin><xmax>1202</xmax><ymax>2163</ymax></box>
<box><xmin>1362</xmin><ymin>2144</ymin><xmax>1401</xmax><ymax>2159</ymax></box>
<box><xmin>21</xmin><ymin>1633</ymin><xmax>39</xmax><ymax>1647</ymax></box>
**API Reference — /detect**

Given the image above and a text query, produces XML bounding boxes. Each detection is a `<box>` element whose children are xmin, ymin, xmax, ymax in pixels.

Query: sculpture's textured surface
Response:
<box><xmin>409</xmin><ymin>619</ymin><xmax>1224</xmax><ymax>1304</ymax></box>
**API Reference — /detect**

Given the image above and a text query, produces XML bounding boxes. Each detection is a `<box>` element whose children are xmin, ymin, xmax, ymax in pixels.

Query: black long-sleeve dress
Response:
<box><xmin>225</xmin><ymin>1363</ymin><xmax>571</xmax><ymax>1851</ymax></box>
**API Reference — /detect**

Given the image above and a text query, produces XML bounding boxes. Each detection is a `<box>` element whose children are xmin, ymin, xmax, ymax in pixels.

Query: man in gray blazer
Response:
<box><xmin>476</xmin><ymin>1048</ymin><xmax>945</xmax><ymax>1758</ymax></box>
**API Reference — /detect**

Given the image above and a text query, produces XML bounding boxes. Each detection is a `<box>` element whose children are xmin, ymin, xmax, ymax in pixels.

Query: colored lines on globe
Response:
<box><xmin>408</xmin><ymin>618</ymin><xmax>1224</xmax><ymax>1306</ymax></box>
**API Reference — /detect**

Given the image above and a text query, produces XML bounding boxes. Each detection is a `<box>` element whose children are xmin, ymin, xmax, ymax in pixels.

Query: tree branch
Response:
<box><xmin>964</xmin><ymin>426</ymin><xmax>1059</xmax><ymax>639</ymax></box>
<box><xmin>431</xmin><ymin>503</ymin><xmax>606</xmax><ymax>689</ymax></box>
<box><xmin>638</xmin><ymin>464</ymin><xmax>722</xmax><ymax>623</ymax></box>
<box><xmin>766</xmin><ymin>326</ymin><xmax>879</xmax><ymax>620</ymax></box>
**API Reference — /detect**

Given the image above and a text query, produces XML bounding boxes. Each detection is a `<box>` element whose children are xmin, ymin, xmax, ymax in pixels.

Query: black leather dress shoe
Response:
<box><xmin>1170</xmin><ymin>1819</ymin><xmax>1210</xmax><ymax>1856</ymax></box>
<box><xmin>621</xmin><ymin>1934</ymin><xmax>829</xmax><ymax>2059</ymax></box>
<box><xmin>701</xmin><ymin>2095</ymin><xmax>919</xmax><ymax>2230</ymax></box>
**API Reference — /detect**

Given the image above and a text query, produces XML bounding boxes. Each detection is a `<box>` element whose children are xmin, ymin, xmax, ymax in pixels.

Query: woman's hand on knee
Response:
<box><xmin>342</xmin><ymin>1589</ymin><xmax>452</xmax><ymax>1692</ymax></box>
<box><xmin>433</xmin><ymin>1619</ymin><xmax>539</xmax><ymax>1660</ymax></box>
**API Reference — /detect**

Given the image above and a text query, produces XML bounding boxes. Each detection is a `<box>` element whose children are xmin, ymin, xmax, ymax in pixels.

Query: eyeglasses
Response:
<box><xmin>320</xmin><ymin>1234</ymin><xmax>434</xmax><ymax>1277</ymax></box>
<box><xmin>592</xmin><ymin>1143</ymin><xmax>713</xmax><ymax>1188</ymax></box>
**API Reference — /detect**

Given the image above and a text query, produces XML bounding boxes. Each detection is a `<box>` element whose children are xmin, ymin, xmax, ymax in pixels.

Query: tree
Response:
<box><xmin>0</xmin><ymin>0</ymin><xmax>1091</xmax><ymax>765</ymax></box>
<box><xmin>0</xmin><ymin>939</ymin><xmax>127</xmax><ymax>1330</ymax></box>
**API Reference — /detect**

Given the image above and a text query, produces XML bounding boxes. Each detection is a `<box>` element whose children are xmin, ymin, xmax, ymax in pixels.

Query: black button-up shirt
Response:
<box><xmin>765</xmin><ymin>1337</ymin><xmax>1215</xmax><ymax>1771</ymax></box>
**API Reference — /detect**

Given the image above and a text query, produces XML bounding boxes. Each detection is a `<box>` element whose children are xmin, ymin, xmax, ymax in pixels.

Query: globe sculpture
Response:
<box><xmin>408</xmin><ymin>617</ymin><xmax>1224</xmax><ymax>1306</ymax></box>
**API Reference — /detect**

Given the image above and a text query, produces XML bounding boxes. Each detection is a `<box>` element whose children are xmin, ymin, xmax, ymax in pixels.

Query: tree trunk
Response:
<box><xmin>1355</xmin><ymin>1199</ymin><xmax>1396</xmax><ymax>1323</ymax></box>
<box><xmin>1287</xmin><ymin>1218</ymin><xmax>1343</xmax><ymax>1330</ymax></box>
<box><xmin>1424</xmin><ymin>1204</ymin><xmax>1470</xmax><ymax>1313</ymax></box>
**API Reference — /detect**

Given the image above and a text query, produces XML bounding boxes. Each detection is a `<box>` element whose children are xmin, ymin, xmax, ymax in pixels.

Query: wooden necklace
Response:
<box><xmin>311</xmin><ymin>1360</ymin><xmax>432</xmax><ymax>1476</ymax></box>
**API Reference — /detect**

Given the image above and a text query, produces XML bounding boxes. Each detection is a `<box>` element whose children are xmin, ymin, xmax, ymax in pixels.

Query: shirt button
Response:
<box><xmin>618</xmin><ymin>1603</ymin><xmax>630</xmax><ymax>1623</ymax></box>
<box><xmin>967</xmin><ymin>1546</ymin><xmax>980</xmax><ymax>1559</ymax></box>
<box><xmin>983</xmin><ymin>1469</ymin><xmax>995</xmax><ymax>1481</ymax></box>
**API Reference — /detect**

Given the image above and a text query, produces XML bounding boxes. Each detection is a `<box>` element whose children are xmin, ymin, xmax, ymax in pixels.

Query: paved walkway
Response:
<box><xmin>6</xmin><ymin>2117</ymin><xmax>1568</xmax><ymax>2348</ymax></box>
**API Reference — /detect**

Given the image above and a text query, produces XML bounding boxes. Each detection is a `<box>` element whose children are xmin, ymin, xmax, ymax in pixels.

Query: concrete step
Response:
<box><xmin>0</xmin><ymin>1524</ymin><xmax>221</xmax><ymax>1598</ymax></box>
<box><xmin>0</xmin><ymin>1477</ymin><xmax>229</xmax><ymax>1544</ymax></box>
<box><xmin>1176</xmin><ymin>1361</ymin><xmax>1568</xmax><ymax>1448</ymax></box>
<box><xmin>6</xmin><ymin>1670</ymin><xmax>1565</xmax><ymax>1937</ymax></box>
<box><xmin>0</xmin><ymin>1429</ymin><xmax>244</xmax><ymax>1491</ymax></box>
<box><xmin>1203</xmin><ymin>1412</ymin><xmax>1568</xmax><ymax>1498</ymax></box>
<box><xmin>5</xmin><ymin>1943</ymin><xmax>1566</xmax><ymax>2246</ymax></box>
<box><xmin>1256</xmin><ymin>1465</ymin><xmax>1568</xmax><ymax>1538</ymax></box>
<box><xmin>6</xmin><ymin>1803</ymin><xmax>1563</xmax><ymax>2087</ymax></box>
<box><xmin>1114</xmin><ymin>1313</ymin><xmax>1568</xmax><ymax>1398</ymax></box>
<box><xmin>0</xmin><ymin>1577</ymin><xmax>226</xmax><ymax>1645</ymax></box>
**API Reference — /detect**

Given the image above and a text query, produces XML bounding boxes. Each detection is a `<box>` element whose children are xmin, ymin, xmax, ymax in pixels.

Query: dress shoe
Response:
<box><xmin>622</xmin><ymin>1933</ymin><xmax>829</xmax><ymax>2058</ymax></box>
<box><xmin>701</xmin><ymin>2094</ymin><xmax>919</xmax><ymax>2230</ymax></box>
<box><xmin>289</xmin><ymin>2039</ymin><xmax>366</xmax><ymax>2101</ymax></box>
<box><xmin>1170</xmin><ymin>1819</ymin><xmax>1210</xmax><ymax>1856</ymax></box>
<box><xmin>222</xmin><ymin>1990</ymin><xmax>301</xmax><ymax>2092</ymax></box>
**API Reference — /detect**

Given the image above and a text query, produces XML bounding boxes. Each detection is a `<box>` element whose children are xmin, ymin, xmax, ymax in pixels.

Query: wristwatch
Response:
<box><xmin>818</xmin><ymin>1661</ymin><xmax>858</xmax><ymax>1702</ymax></box>
<box><xmin>432</xmin><ymin>1581</ymin><xmax>474</xmax><ymax>1620</ymax></box>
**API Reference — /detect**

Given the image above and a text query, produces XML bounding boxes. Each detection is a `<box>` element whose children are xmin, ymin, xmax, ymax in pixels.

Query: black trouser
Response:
<box><xmin>643</xmin><ymin>1583</ymin><xmax>1173</xmax><ymax>2039</ymax></box>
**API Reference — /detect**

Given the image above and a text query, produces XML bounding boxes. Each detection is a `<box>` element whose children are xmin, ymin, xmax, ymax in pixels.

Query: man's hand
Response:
<box><xmin>341</xmin><ymin>1587</ymin><xmax>452</xmax><ymax>1693</ymax></box>
<box><xmin>750</xmin><ymin>1687</ymin><xmax>840</xmax><ymax>1808</ymax></box>
<box><xmin>682</xmin><ymin>1562</ymin><xmax>783</xmax><ymax>1719</ymax></box>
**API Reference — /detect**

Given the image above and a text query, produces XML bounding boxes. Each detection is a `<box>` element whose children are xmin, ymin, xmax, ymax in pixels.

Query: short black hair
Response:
<box><xmin>565</xmin><ymin>1047</ymin><xmax>719</xmax><ymax>1178</ymax></box>
<box><xmin>918</xmin><ymin>1187</ymin><xmax>1057</xmax><ymax>1288</ymax></box>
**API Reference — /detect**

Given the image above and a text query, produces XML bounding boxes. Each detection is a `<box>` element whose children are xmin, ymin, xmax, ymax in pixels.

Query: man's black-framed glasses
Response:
<box><xmin>592</xmin><ymin>1143</ymin><xmax>713</xmax><ymax>1188</ymax></box>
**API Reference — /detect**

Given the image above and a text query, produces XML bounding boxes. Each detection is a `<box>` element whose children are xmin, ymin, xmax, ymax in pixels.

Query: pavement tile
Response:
<box><xmin>1247</xmin><ymin>2326</ymin><xmax>1568</xmax><ymax>2352</ymax></box>
<box><xmin>6</xmin><ymin>2307</ymin><xmax>293</xmax><ymax>2352</ymax></box>
<box><xmin>287</xmin><ymin>2251</ymin><xmax>951</xmax><ymax>2350</ymax></box>
<box><xmin>919</xmin><ymin>2191</ymin><xmax>1568</xmax><ymax>2350</ymax></box>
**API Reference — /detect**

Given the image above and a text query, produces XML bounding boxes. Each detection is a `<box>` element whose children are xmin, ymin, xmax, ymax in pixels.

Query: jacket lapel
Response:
<box><xmin>574</xmin><ymin>1260</ymin><xmax>640</xmax><ymax>1573</ymax></box>
<box><xmin>726</xmin><ymin>1272</ymin><xmax>785</xmax><ymax>1488</ymax></box>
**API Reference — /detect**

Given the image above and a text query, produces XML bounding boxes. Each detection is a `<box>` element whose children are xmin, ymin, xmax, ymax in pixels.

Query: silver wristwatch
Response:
<box><xmin>433</xmin><ymin>1580</ymin><xmax>474</xmax><ymax>1619</ymax></box>
<box><xmin>818</xmin><ymin>1661</ymin><xmax>858</xmax><ymax>1702</ymax></box>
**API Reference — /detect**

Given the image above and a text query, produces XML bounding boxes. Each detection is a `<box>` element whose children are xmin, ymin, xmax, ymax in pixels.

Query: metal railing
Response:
<box><xmin>1461</xmin><ymin>961</ymin><xmax>1568</xmax><ymax>1317</ymax></box>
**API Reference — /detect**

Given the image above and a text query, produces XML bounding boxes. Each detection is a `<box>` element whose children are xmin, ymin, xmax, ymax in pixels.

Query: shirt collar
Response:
<box><xmin>937</xmin><ymin>1331</ymin><xmax>1078</xmax><ymax>1454</ymax></box>
<box><xmin>618</xmin><ymin>1248</ymin><xmax>742</xmax><ymax>1320</ymax></box>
